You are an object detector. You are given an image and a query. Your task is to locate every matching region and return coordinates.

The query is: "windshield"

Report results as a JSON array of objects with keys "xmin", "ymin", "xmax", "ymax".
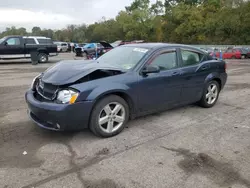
[
  {"xmin": 97, "ymin": 46, "xmax": 149, "ymax": 70},
  {"xmin": 0, "ymin": 37, "xmax": 6, "ymax": 44}
]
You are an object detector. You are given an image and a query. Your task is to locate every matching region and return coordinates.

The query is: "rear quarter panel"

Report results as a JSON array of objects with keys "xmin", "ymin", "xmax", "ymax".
[{"xmin": 204, "ymin": 60, "xmax": 227, "ymax": 88}]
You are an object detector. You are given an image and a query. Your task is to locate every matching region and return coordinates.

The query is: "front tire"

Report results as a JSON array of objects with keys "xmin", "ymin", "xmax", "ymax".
[
  {"xmin": 199, "ymin": 80, "xmax": 220, "ymax": 108},
  {"xmin": 38, "ymin": 53, "xmax": 48, "ymax": 63},
  {"xmin": 89, "ymin": 95, "xmax": 129, "ymax": 138}
]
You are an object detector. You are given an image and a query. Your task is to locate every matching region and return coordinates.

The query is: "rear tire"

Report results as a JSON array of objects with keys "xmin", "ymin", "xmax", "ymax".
[
  {"xmin": 89, "ymin": 95, "xmax": 129, "ymax": 138},
  {"xmin": 38, "ymin": 53, "xmax": 48, "ymax": 63},
  {"xmin": 199, "ymin": 80, "xmax": 220, "ymax": 108}
]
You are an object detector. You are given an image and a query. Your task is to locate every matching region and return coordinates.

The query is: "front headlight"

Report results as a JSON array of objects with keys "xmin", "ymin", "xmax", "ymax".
[
  {"xmin": 57, "ymin": 89, "xmax": 79, "ymax": 104},
  {"xmin": 31, "ymin": 74, "xmax": 41, "ymax": 90}
]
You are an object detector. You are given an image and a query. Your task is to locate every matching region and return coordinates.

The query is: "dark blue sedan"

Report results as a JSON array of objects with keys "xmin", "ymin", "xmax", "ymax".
[{"xmin": 25, "ymin": 43, "xmax": 227, "ymax": 137}]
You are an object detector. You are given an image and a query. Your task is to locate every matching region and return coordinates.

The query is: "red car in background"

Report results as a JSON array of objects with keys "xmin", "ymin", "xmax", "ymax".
[
  {"xmin": 211, "ymin": 48, "xmax": 242, "ymax": 59},
  {"xmin": 223, "ymin": 48, "xmax": 242, "ymax": 59}
]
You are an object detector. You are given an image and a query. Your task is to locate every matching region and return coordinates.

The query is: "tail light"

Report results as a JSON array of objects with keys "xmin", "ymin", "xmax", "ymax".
[{"xmin": 224, "ymin": 63, "xmax": 227, "ymax": 72}]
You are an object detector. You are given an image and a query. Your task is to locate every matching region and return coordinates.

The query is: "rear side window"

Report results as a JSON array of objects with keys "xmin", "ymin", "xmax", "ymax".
[
  {"xmin": 150, "ymin": 51, "xmax": 177, "ymax": 71},
  {"xmin": 25, "ymin": 38, "xmax": 36, "ymax": 44},
  {"xmin": 37, "ymin": 39, "xmax": 53, "ymax": 44},
  {"xmin": 181, "ymin": 50, "xmax": 203, "ymax": 66}
]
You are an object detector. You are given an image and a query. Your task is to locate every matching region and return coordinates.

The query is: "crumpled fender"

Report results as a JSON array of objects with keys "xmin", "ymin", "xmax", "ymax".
[{"xmin": 85, "ymin": 83, "xmax": 131, "ymax": 101}]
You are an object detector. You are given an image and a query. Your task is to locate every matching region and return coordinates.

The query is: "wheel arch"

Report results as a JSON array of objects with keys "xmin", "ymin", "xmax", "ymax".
[
  {"xmin": 37, "ymin": 48, "xmax": 49, "ymax": 55},
  {"xmin": 205, "ymin": 72, "xmax": 222, "ymax": 91},
  {"xmin": 212, "ymin": 78, "xmax": 222, "ymax": 90}
]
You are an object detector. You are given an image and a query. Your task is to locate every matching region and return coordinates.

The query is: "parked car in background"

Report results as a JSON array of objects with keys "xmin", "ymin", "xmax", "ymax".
[
  {"xmin": 210, "ymin": 48, "xmax": 242, "ymax": 59},
  {"xmin": 233, "ymin": 47, "xmax": 248, "ymax": 59},
  {"xmin": 73, "ymin": 43, "xmax": 86, "ymax": 52},
  {"xmin": 54, "ymin": 42, "xmax": 68, "ymax": 52},
  {"xmin": 0, "ymin": 35, "xmax": 57, "ymax": 63},
  {"xmin": 223, "ymin": 48, "xmax": 242, "ymax": 59},
  {"xmin": 26, "ymin": 43, "xmax": 227, "ymax": 137},
  {"xmin": 75, "ymin": 41, "xmax": 113, "ymax": 58},
  {"xmin": 245, "ymin": 48, "xmax": 250, "ymax": 58}
]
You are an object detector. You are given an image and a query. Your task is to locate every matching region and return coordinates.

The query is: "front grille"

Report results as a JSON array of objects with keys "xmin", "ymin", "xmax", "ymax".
[{"xmin": 36, "ymin": 79, "xmax": 58, "ymax": 100}]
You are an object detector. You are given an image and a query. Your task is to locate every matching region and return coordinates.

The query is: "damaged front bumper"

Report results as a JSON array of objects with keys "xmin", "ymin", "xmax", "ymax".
[{"xmin": 25, "ymin": 90, "xmax": 93, "ymax": 131}]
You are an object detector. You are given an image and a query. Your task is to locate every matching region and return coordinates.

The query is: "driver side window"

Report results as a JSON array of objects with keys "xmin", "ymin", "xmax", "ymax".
[
  {"xmin": 6, "ymin": 38, "xmax": 20, "ymax": 45},
  {"xmin": 150, "ymin": 51, "xmax": 177, "ymax": 71}
]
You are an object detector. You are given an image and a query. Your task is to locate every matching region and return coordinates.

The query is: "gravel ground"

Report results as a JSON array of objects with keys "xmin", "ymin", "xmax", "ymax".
[{"xmin": 0, "ymin": 54, "xmax": 249, "ymax": 188}]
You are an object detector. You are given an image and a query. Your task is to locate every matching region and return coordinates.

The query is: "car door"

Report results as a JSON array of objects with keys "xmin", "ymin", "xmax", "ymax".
[
  {"xmin": 178, "ymin": 48, "xmax": 211, "ymax": 104},
  {"xmin": 136, "ymin": 49, "xmax": 183, "ymax": 113},
  {"xmin": 1, "ymin": 37, "xmax": 24, "ymax": 58}
]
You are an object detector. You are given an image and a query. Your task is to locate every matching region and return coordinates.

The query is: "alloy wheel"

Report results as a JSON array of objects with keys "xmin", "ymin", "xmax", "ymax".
[
  {"xmin": 206, "ymin": 83, "xmax": 218, "ymax": 105},
  {"xmin": 98, "ymin": 102, "xmax": 126, "ymax": 134},
  {"xmin": 40, "ymin": 55, "xmax": 47, "ymax": 62}
]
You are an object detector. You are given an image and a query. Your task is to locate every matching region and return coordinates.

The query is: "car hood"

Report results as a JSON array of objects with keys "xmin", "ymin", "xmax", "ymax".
[
  {"xmin": 41, "ymin": 60, "xmax": 124, "ymax": 85},
  {"xmin": 100, "ymin": 41, "xmax": 113, "ymax": 48}
]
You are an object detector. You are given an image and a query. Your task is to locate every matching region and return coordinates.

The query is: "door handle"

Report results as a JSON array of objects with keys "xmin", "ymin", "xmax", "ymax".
[{"xmin": 201, "ymin": 66, "xmax": 209, "ymax": 70}]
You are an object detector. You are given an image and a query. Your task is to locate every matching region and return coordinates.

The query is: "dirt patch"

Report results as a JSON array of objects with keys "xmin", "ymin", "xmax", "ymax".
[
  {"xmin": 0, "ymin": 120, "xmax": 75, "ymax": 169},
  {"xmin": 96, "ymin": 148, "xmax": 110, "ymax": 156},
  {"xmin": 161, "ymin": 147, "xmax": 250, "ymax": 188}
]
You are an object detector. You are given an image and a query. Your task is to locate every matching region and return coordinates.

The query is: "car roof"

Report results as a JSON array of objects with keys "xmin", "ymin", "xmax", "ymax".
[
  {"xmin": 2, "ymin": 35, "xmax": 51, "ymax": 39},
  {"xmin": 122, "ymin": 43, "xmax": 204, "ymax": 52}
]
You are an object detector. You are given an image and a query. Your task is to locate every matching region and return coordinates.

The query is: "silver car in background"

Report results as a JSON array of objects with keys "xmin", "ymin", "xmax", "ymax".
[{"xmin": 54, "ymin": 42, "xmax": 68, "ymax": 52}]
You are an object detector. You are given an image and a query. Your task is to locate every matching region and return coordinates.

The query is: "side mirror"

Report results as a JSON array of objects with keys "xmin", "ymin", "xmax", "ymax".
[
  {"xmin": 3, "ymin": 41, "xmax": 7, "ymax": 46},
  {"xmin": 142, "ymin": 65, "xmax": 160, "ymax": 75}
]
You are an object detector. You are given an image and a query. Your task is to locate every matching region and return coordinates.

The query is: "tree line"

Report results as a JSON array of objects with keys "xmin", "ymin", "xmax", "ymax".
[{"xmin": 0, "ymin": 0, "xmax": 249, "ymax": 45}]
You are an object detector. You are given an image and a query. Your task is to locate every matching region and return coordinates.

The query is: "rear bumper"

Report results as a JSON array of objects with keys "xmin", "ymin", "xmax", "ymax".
[{"xmin": 25, "ymin": 90, "xmax": 93, "ymax": 131}]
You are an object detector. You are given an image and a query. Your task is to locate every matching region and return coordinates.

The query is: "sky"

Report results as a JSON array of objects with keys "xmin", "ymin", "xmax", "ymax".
[{"xmin": 0, "ymin": 0, "xmax": 156, "ymax": 31}]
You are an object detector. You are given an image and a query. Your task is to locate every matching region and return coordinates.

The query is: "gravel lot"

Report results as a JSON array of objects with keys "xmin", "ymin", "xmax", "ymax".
[{"xmin": 0, "ymin": 53, "xmax": 250, "ymax": 188}]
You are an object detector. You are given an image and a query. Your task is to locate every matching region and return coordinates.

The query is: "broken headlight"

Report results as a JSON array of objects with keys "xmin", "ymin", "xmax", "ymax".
[
  {"xmin": 31, "ymin": 74, "xmax": 41, "ymax": 90},
  {"xmin": 57, "ymin": 89, "xmax": 79, "ymax": 104}
]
